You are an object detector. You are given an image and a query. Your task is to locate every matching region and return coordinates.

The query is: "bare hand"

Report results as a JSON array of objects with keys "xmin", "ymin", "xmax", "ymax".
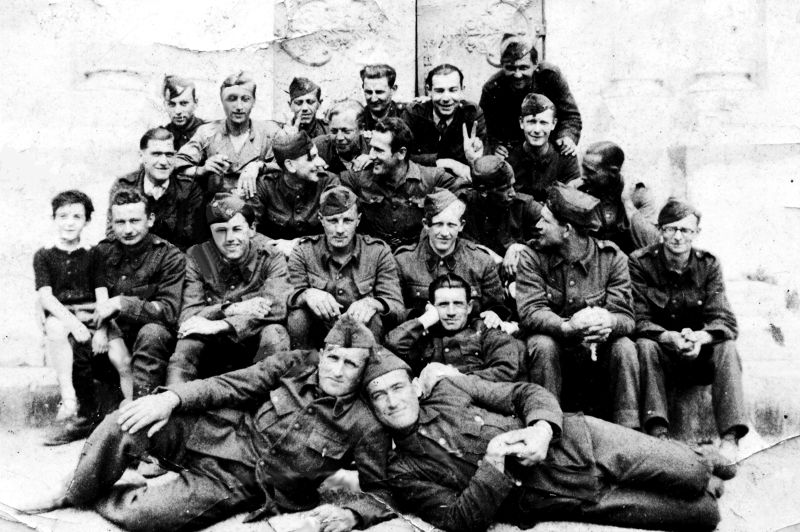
[
  {"xmin": 117, "ymin": 391, "xmax": 180, "ymax": 437},
  {"xmin": 178, "ymin": 316, "xmax": 229, "ymax": 338},
  {"xmin": 93, "ymin": 297, "xmax": 121, "ymax": 327},
  {"xmin": 307, "ymin": 504, "xmax": 358, "ymax": 532},
  {"xmin": 499, "ymin": 321, "xmax": 519, "ymax": 336},
  {"xmin": 503, "ymin": 422, "xmax": 553, "ymax": 466},
  {"xmin": 417, "ymin": 302, "xmax": 440, "ymax": 329},
  {"xmin": 418, "ymin": 362, "xmax": 461, "ymax": 397},
  {"xmin": 201, "ymin": 154, "xmax": 230, "ymax": 176},
  {"xmin": 225, "ymin": 297, "xmax": 272, "ymax": 318},
  {"xmin": 273, "ymin": 238, "xmax": 299, "ymax": 258},
  {"xmin": 345, "ymin": 297, "xmax": 379, "ymax": 324},
  {"xmin": 503, "ymin": 243, "xmax": 526, "ymax": 277},
  {"xmin": 237, "ymin": 162, "xmax": 261, "ymax": 199},
  {"xmin": 462, "ymin": 122, "xmax": 484, "ymax": 164},
  {"xmin": 494, "ymin": 145, "xmax": 509, "ymax": 159},
  {"xmin": 659, "ymin": 330, "xmax": 694, "ymax": 354},
  {"xmin": 91, "ymin": 327, "xmax": 109, "ymax": 355},
  {"xmin": 351, "ymin": 154, "xmax": 372, "ymax": 172},
  {"xmin": 480, "ymin": 310, "xmax": 503, "ymax": 330},
  {"xmin": 303, "ymin": 288, "xmax": 343, "ymax": 321},
  {"xmin": 436, "ymin": 158, "xmax": 472, "ymax": 181},
  {"xmin": 555, "ymin": 137, "xmax": 577, "ymax": 157}
]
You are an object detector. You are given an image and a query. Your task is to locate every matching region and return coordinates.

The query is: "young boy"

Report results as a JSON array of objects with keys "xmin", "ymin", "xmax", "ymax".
[{"xmin": 34, "ymin": 190, "xmax": 132, "ymax": 422}]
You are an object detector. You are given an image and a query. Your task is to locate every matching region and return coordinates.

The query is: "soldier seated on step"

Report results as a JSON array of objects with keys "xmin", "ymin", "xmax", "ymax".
[{"xmin": 630, "ymin": 198, "xmax": 748, "ymax": 473}]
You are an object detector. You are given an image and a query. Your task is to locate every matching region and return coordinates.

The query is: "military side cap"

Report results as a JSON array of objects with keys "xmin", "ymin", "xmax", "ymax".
[
  {"xmin": 324, "ymin": 314, "xmax": 376, "ymax": 349},
  {"xmin": 546, "ymin": 183, "xmax": 601, "ymax": 231},
  {"xmin": 162, "ymin": 75, "xmax": 194, "ymax": 100},
  {"xmin": 320, "ymin": 185, "xmax": 358, "ymax": 216},
  {"xmin": 273, "ymin": 131, "xmax": 314, "ymax": 167},
  {"xmin": 289, "ymin": 77, "xmax": 321, "ymax": 101},
  {"xmin": 520, "ymin": 93, "xmax": 555, "ymax": 118},
  {"xmin": 362, "ymin": 347, "xmax": 411, "ymax": 390},
  {"xmin": 658, "ymin": 198, "xmax": 701, "ymax": 226},
  {"xmin": 472, "ymin": 155, "xmax": 514, "ymax": 189},
  {"xmin": 500, "ymin": 34, "xmax": 532, "ymax": 64},
  {"xmin": 424, "ymin": 188, "xmax": 459, "ymax": 221},
  {"xmin": 206, "ymin": 192, "xmax": 247, "ymax": 224}
]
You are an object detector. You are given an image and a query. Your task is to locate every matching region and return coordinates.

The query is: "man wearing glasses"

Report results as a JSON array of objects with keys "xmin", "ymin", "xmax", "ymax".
[{"xmin": 630, "ymin": 199, "xmax": 747, "ymax": 476}]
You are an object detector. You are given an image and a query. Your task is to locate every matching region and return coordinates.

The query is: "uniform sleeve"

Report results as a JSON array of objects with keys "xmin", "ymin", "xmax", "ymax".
[
  {"xmin": 629, "ymin": 254, "xmax": 668, "ymax": 340},
  {"xmin": 174, "ymin": 126, "xmax": 209, "ymax": 173},
  {"xmin": 515, "ymin": 247, "xmax": 566, "ymax": 336},
  {"xmin": 434, "ymin": 167, "xmax": 470, "ymax": 195},
  {"xmin": 604, "ymin": 251, "xmax": 635, "ymax": 337},
  {"xmin": 287, "ymin": 244, "xmax": 312, "ymax": 308},
  {"xmin": 371, "ymin": 244, "xmax": 405, "ymax": 323},
  {"xmin": 479, "ymin": 81, "xmax": 502, "ymax": 152},
  {"xmin": 117, "ymin": 246, "xmax": 186, "ymax": 328},
  {"xmin": 469, "ymin": 328, "xmax": 522, "ymax": 383},
  {"xmin": 559, "ymin": 153, "xmax": 582, "ymax": 184},
  {"xmin": 184, "ymin": 180, "xmax": 207, "ymax": 249},
  {"xmin": 90, "ymin": 246, "xmax": 107, "ymax": 289},
  {"xmin": 32, "ymin": 249, "xmax": 51, "ymax": 290},
  {"xmin": 628, "ymin": 210, "xmax": 660, "ymax": 250},
  {"xmin": 383, "ymin": 319, "xmax": 427, "ymax": 366},
  {"xmin": 701, "ymin": 258, "xmax": 738, "ymax": 341},
  {"xmin": 179, "ymin": 256, "xmax": 223, "ymax": 324},
  {"xmin": 169, "ymin": 349, "xmax": 316, "ymax": 411},
  {"xmin": 540, "ymin": 65, "xmax": 582, "ymax": 144},
  {"xmin": 478, "ymin": 258, "xmax": 509, "ymax": 318},
  {"xmin": 386, "ymin": 458, "xmax": 515, "ymax": 532},
  {"xmin": 345, "ymin": 423, "xmax": 398, "ymax": 527}
]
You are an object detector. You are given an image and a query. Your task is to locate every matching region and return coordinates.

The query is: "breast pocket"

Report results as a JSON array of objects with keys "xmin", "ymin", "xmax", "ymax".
[
  {"xmin": 643, "ymin": 287, "xmax": 669, "ymax": 309},
  {"xmin": 544, "ymin": 285, "xmax": 565, "ymax": 308},
  {"xmin": 355, "ymin": 276, "xmax": 376, "ymax": 297},
  {"xmin": 308, "ymin": 274, "xmax": 330, "ymax": 292},
  {"xmin": 304, "ymin": 428, "xmax": 350, "ymax": 471}
]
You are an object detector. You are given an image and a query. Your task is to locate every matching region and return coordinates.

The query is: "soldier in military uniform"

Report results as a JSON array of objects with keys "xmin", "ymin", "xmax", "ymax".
[
  {"xmin": 631, "ymin": 199, "xmax": 747, "ymax": 470},
  {"xmin": 160, "ymin": 75, "xmax": 207, "ymax": 150},
  {"xmin": 504, "ymin": 93, "xmax": 580, "ymax": 202},
  {"xmin": 394, "ymin": 189, "xmax": 509, "ymax": 329},
  {"xmin": 385, "ymin": 272, "xmax": 523, "ymax": 382},
  {"xmin": 107, "ymin": 127, "xmax": 205, "ymax": 252},
  {"xmin": 175, "ymin": 71, "xmax": 283, "ymax": 203},
  {"xmin": 340, "ymin": 117, "xmax": 465, "ymax": 250},
  {"xmin": 359, "ymin": 64, "xmax": 406, "ymax": 132},
  {"xmin": 460, "ymin": 154, "xmax": 542, "ymax": 280},
  {"xmin": 312, "ymin": 99, "xmax": 372, "ymax": 174},
  {"xmin": 47, "ymin": 189, "xmax": 186, "ymax": 445},
  {"xmin": 253, "ymin": 131, "xmax": 339, "ymax": 257},
  {"xmin": 516, "ymin": 183, "xmax": 640, "ymax": 428},
  {"xmin": 287, "ymin": 185, "xmax": 404, "ymax": 348},
  {"xmin": 165, "ymin": 193, "xmax": 292, "ymax": 385},
  {"xmin": 288, "ymin": 77, "xmax": 329, "ymax": 139}
]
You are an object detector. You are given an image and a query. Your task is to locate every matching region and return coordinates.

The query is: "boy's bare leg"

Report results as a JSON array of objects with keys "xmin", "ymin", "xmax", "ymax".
[{"xmin": 43, "ymin": 316, "xmax": 77, "ymax": 420}]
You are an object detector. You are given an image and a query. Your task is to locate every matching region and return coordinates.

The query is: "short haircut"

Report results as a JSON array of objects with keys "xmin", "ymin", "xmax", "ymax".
[
  {"xmin": 162, "ymin": 75, "xmax": 197, "ymax": 101},
  {"xmin": 139, "ymin": 127, "xmax": 175, "ymax": 151},
  {"xmin": 109, "ymin": 189, "xmax": 153, "ymax": 216},
  {"xmin": 51, "ymin": 190, "xmax": 94, "ymax": 221},
  {"xmin": 501, "ymin": 39, "xmax": 539, "ymax": 65},
  {"xmin": 220, "ymin": 71, "xmax": 257, "ymax": 98},
  {"xmin": 326, "ymin": 99, "xmax": 365, "ymax": 129},
  {"xmin": 428, "ymin": 272, "xmax": 471, "ymax": 303},
  {"xmin": 360, "ymin": 64, "xmax": 397, "ymax": 87},
  {"xmin": 373, "ymin": 117, "xmax": 414, "ymax": 153},
  {"xmin": 425, "ymin": 63, "xmax": 464, "ymax": 88},
  {"xmin": 585, "ymin": 141, "xmax": 625, "ymax": 173}
]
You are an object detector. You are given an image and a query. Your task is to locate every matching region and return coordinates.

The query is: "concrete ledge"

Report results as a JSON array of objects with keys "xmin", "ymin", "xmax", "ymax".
[{"xmin": 0, "ymin": 368, "xmax": 59, "ymax": 426}]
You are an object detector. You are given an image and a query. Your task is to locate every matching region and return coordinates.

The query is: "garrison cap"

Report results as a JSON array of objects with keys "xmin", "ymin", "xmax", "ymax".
[
  {"xmin": 520, "ymin": 93, "xmax": 555, "ymax": 118},
  {"xmin": 273, "ymin": 131, "xmax": 314, "ymax": 168},
  {"xmin": 162, "ymin": 75, "xmax": 195, "ymax": 100},
  {"xmin": 362, "ymin": 347, "xmax": 411, "ymax": 390},
  {"xmin": 424, "ymin": 188, "xmax": 459, "ymax": 222},
  {"xmin": 658, "ymin": 198, "xmax": 701, "ymax": 226},
  {"xmin": 324, "ymin": 314, "xmax": 376, "ymax": 349},
  {"xmin": 500, "ymin": 34, "xmax": 533, "ymax": 64},
  {"xmin": 289, "ymin": 77, "xmax": 321, "ymax": 101},
  {"xmin": 206, "ymin": 192, "xmax": 247, "ymax": 224},
  {"xmin": 546, "ymin": 183, "xmax": 601, "ymax": 231},
  {"xmin": 319, "ymin": 185, "xmax": 358, "ymax": 216},
  {"xmin": 472, "ymin": 155, "xmax": 514, "ymax": 189}
]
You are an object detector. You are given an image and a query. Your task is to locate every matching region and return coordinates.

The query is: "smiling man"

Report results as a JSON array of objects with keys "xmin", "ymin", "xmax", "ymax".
[
  {"xmin": 312, "ymin": 99, "xmax": 371, "ymax": 174},
  {"xmin": 176, "ymin": 71, "xmax": 284, "ymax": 201},
  {"xmin": 341, "ymin": 117, "xmax": 465, "ymax": 250},
  {"xmin": 165, "ymin": 193, "xmax": 291, "ymax": 385},
  {"xmin": 362, "ymin": 349, "xmax": 724, "ymax": 532},
  {"xmin": 46, "ymin": 190, "xmax": 186, "ymax": 445},
  {"xmin": 107, "ymin": 127, "xmax": 205, "ymax": 251},
  {"xmin": 21, "ymin": 317, "xmax": 394, "ymax": 532},
  {"xmin": 630, "ymin": 199, "xmax": 747, "ymax": 469},
  {"xmin": 505, "ymin": 93, "xmax": 580, "ymax": 202},
  {"xmin": 288, "ymin": 76, "xmax": 329, "ymax": 139},
  {"xmin": 160, "ymin": 75, "xmax": 207, "ymax": 150},
  {"xmin": 287, "ymin": 185, "xmax": 404, "ymax": 349},
  {"xmin": 360, "ymin": 64, "xmax": 406, "ymax": 132},
  {"xmin": 394, "ymin": 189, "xmax": 509, "ymax": 327},
  {"xmin": 480, "ymin": 35, "xmax": 582, "ymax": 157},
  {"xmin": 385, "ymin": 273, "xmax": 522, "ymax": 382},
  {"xmin": 401, "ymin": 63, "xmax": 486, "ymax": 180}
]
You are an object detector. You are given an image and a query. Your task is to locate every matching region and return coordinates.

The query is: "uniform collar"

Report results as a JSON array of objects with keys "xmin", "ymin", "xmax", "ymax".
[
  {"xmin": 551, "ymin": 237, "xmax": 595, "ymax": 274},
  {"xmin": 423, "ymin": 238, "xmax": 459, "ymax": 271},
  {"xmin": 522, "ymin": 141, "xmax": 555, "ymax": 167},
  {"xmin": 319, "ymin": 234, "xmax": 363, "ymax": 268},
  {"xmin": 213, "ymin": 238, "xmax": 259, "ymax": 279},
  {"xmin": 654, "ymin": 244, "xmax": 701, "ymax": 283},
  {"xmin": 223, "ymin": 119, "xmax": 256, "ymax": 141}
]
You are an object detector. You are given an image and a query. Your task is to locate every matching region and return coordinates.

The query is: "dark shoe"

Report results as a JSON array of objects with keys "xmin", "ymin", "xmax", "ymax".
[
  {"xmin": 696, "ymin": 444, "xmax": 737, "ymax": 480},
  {"xmin": 137, "ymin": 456, "xmax": 167, "ymax": 479},
  {"xmin": 42, "ymin": 416, "xmax": 97, "ymax": 446}
]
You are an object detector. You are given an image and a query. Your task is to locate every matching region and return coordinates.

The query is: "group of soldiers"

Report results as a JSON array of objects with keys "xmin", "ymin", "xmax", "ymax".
[{"xmin": 24, "ymin": 34, "xmax": 746, "ymax": 532}]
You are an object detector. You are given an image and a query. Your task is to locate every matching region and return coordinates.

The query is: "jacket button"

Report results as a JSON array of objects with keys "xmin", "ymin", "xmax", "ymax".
[
  {"xmin": 444, "ymin": 348, "xmax": 450, "ymax": 353},
  {"xmin": 258, "ymin": 460, "xmax": 265, "ymax": 466},
  {"xmin": 294, "ymin": 422, "xmax": 301, "ymax": 429}
]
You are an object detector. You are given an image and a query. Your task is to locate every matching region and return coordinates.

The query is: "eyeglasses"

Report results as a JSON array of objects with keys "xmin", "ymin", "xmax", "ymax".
[{"xmin": 661, "ymin": 226, "xmax": 696, "ymax": 237}]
